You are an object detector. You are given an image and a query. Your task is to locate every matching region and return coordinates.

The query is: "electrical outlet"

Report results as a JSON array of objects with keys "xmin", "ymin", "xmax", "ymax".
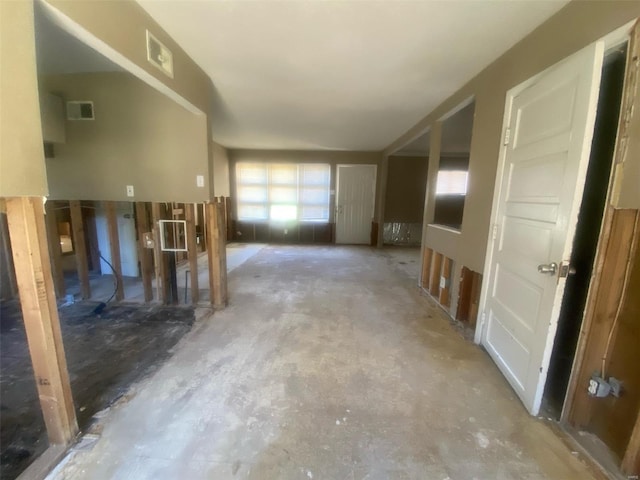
[
  {"xmin": 196, "ymin": 175, "xmax": 205, "ymax": 187},
  {"xmin": 588, "ymin": 375, "xmax": 612, "ymax": 398},
  {"xmin": 284, "ymin": 228, "xmax": 288, "ymax": 235},
  {"xmin": 126, "ymin": 185, "xmax": 135, "ymax": 197}
]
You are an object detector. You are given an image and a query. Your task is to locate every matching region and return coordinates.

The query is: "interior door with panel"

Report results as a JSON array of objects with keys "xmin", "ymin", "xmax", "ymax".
[
  {"xmin": 480, "ymin": 42, "xmax": 605, "ymax": 415},
  {"xmin": 335, "ymin": 165, "xmax": 377, "ymax": 244}
]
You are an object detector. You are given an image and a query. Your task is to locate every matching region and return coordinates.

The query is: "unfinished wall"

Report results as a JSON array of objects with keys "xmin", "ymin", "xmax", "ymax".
[
  {"xmin": 385, "ymin": 1, "xmax": 640, "ymax": 319},
  {"xmin": 229, "ymin": 150, "xmax": 382, "ymax": 243},
  {"xmin": 383, "ymin": 155, "xmax": 428, "ymax": 245},
  {"xmin": 0, "ymin": 1, "xmax": 48, "ymax": 197},
  {"xmin": 212, "ymin": 142, "xmax": 230, "ymax": 197},
  {"xmin": 41, "ymin": 72, "xmax": 209, "ymax": 202}
]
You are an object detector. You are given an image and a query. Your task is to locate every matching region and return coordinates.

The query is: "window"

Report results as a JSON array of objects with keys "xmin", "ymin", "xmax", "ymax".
[
  {"xmin": 436, "ymin": 170, "xmax": 468, "ymax": 195},
  {"xmin": 236, "ymin": 163, "xmax": 331, "ymax": 222}
]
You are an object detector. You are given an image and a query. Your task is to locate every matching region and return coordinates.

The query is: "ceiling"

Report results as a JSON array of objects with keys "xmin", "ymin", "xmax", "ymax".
[{"xmin": 136, "ymin": 1, "xmax": 569, "ymax": 152}]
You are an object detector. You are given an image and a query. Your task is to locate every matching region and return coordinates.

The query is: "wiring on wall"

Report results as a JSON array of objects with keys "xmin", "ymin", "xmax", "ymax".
[{"xmin": 601, "ymin": 212, "xmax": 639, "ymax": 378}]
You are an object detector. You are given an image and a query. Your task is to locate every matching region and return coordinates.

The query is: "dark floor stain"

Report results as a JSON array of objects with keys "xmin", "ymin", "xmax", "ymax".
[{"xmin": 0, "ymin": 300, "xmax": 195, "ymax": 480}]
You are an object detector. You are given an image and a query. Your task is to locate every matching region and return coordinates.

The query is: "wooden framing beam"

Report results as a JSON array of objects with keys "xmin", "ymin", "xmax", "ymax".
[
  {"xmin": 69, "ymin": 200, "xmax": 90, "ymax": 299},
  {"xmin": 44, "ymin": 201, "xmax": 65, "ymax": 298},
  {"xmin": 151, "ymin": 203, "xmax": 170, "ymax": 304},
  {"xmin": 104, "ymin": 202, "xmax": 124, "ymax": 301},
  {"xmin": 6, "ymin": 197, "xmax": 78, "ymax": 445},
  {"xmin": 421, "ymin": 247, "xmax": 433, "ymax": 291},
  {"xmin": 206, "ymin": 199, "xmax": 228, "ymax": 308},
  {"xmin": 134, "ymin": 202, "xmax": 154, "ymax": 302},
  {"xmin": 185, "ymin": 203, "xmax": 199, "ymax": 304}
]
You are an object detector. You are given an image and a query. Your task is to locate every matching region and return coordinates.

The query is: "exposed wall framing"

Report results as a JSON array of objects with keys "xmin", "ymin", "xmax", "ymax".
[{"xmin": 5, "ymin": 197, "xmax": 78, "ymax": 445}]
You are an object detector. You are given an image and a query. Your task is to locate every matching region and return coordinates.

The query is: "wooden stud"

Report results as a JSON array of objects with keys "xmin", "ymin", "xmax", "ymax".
[
  {"xmin": 206, "ymin": 199, "xmax": 228, "ymax": 308},
  {"xmin": 44, "ymin": 201, "xmax": 65, "ymax": 298},
  {"xmin": 225, "ymin": 196, "xmax": 233, "ymax": 242},
  {"xmin": 104, "ymin": 202, "xmax": 124, "ymax": 301},
  {"xmin": 456, "ymin": 267, "xmax": 472, "ymax": 323},
  {"xmin": 421, "ymin": 247, "xmax": 433, "ymax": 291},
  {"xmin": 185, "ymin": 203, "xmax": 199, "ymax": 304},
  {"xmin": 439, "ymin": 257, "xmax": 452, "ymax": 307},
  {"xmin": 623, "ymin": 413, "xmax": 640, "ymax": 474},
  {"xmin": 468, "ymin": 271, "xmax": 482, "ymax": 328},
  {"xmin": 429, "ymin": 252, "xmax": 442, "ymax": 297},
  {"xmin": 151, "ymin": 203, "xmax": 170, "ymax": 304},
  {"xmin": 134, "ymin": 202, "xmax": 154, "ymax": 302},
  {"xmin": 69, "ymin": 200, "xmax": 90, "ymax": 299},
  {"xmin": 6, "ymin": 197, "xmax": 78, "ymax": 445}
]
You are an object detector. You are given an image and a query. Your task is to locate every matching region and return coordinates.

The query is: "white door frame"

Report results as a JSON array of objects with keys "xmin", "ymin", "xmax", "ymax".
[
  {"xmin": 335, "ymin": 164, "xmax": 377, "ymax": 244},
  {"xmin": 474, "ymin": 23, "xmax": 635, "ymax": 410}
]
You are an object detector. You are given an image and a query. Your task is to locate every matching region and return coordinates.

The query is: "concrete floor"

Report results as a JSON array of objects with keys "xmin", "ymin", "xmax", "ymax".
[{"xmin": 49, "ymin": 246, "xmax": 597, "ymax": 480}]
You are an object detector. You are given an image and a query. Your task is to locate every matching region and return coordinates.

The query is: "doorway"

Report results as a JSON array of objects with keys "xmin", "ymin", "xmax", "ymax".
[
  {"xmin": 543, "ymin": 43, "xmax": 628, "ymax": 418},
  {"xmin": 335, "ymin": 164, "xmax": 376, "ymax": 244}
]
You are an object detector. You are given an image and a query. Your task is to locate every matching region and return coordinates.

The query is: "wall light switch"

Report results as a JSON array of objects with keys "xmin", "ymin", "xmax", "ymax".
[
  {"xmin": 126, "ymin": 185, "xmax": 135, "ymax": 197},
  {"xmin": 196, "ymin": 175, "xmax": 205, "ymax": 187}
]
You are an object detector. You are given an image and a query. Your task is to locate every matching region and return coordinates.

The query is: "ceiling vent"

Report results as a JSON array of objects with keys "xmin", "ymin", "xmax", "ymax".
[
  {"xmin": 66, "ymin": 101, "xmax": 94, "ymax": 121},
  {"xmin": 146, "ymin": 30, "xmax": 174, "ymax": 78}
]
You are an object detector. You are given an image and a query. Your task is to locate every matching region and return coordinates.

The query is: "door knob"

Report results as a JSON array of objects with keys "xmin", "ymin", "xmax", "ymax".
[{"xmin": 537, "ymin": 262, "xmax": 558, "ymax": 275}]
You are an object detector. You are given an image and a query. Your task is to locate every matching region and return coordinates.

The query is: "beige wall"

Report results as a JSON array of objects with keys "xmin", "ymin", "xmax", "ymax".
[
  {"xmin": 385, "ymin": 1, "xmax": 640, "ymax": 279},
  {"xmin": 212, "ymin": 142, "xmax": 230, "ymax": 197},
  {"xmin": 384, "ymin": 155, "xmax": 428, "ymax": 223},
  {"xmin": 42, "ymin": 72, "xmax": 209, "ymax": 202},
  {"xmin": 44, "ymin": 0, "xmax": 212, "ymax": 115},
  {"xmin": 0, "ymin": 1, "xmax": 48, "ymax": 197},
  {"xmin": 229, "ymin": 149, "xmax": 383, "ymax": 221}
]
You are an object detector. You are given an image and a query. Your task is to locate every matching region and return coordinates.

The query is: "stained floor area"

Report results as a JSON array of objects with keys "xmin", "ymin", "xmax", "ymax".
[
  {"xmin": 0, "ymin": 301, "xmax": 195, "ymax": 480},
  {"xmin": 49, "ymin": 245, "xmax": 596, "ymax": 479}
]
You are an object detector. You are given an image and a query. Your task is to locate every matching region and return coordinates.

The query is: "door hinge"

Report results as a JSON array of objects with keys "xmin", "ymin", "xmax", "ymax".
[
  {"xmin": 503, "ymin": 128, "xmax": 511, "ymax": 146},
  {"xmin": 492, "ymin": 224, "xmax": 498, "ymax": 240}
]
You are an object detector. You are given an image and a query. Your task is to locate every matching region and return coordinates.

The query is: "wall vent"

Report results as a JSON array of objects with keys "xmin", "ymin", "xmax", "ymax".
[
  {"xmin": 66, "ymin": 101, "xmax": 94, "ymax": 121},
  {"xmin": 146, "ymin": 30, "xmax": 174, "ymax": 78}
]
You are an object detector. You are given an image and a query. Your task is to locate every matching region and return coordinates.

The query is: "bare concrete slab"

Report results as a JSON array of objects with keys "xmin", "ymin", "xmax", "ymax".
[{"xmin": 48, "ymin": 246, "xmax": 597, "ymax": 480}]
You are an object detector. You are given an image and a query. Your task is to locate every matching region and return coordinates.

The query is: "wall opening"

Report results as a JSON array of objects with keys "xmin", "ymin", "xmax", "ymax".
[{"xmin": 433, "ymin": 101, "xmax": 475, "ymax": 230}]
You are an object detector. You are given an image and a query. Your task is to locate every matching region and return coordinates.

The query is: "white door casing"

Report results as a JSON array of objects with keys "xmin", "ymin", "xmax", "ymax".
[
  {"xmin": 336, "ymin": 164, "xmax": 377, "ymax": 244},
  {"xmin": 477, "ymin": 42, "xmax": 605, "ymax": 415}
]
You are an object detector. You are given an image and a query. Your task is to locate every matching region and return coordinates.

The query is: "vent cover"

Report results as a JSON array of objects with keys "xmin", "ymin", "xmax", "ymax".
[
  {"xmin": 146, "ymin": 30, "xmax": 174, "ymax": 78},
  {"xmin": 66, "ymin": 101, "xmax": 94, "ymax": 121}
]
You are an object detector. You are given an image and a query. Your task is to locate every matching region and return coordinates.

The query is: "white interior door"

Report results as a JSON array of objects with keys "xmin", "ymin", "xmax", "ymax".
[
  {"xmin": 479, "ymin": 42, "xmax": 604, "ymax": 415},
  {"xmin": 336, "ymin": 165, "xmax": 376, "ymax": 244}
]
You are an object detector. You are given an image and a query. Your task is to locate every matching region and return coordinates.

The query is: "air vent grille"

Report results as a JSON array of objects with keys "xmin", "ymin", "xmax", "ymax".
[
  {"xmin": 66, "ymin": 101, "xmax": 94, "ymax": 121},
  {"xmin": 146, "ymin": 30, "xmax": 174, "ymax": 78}
]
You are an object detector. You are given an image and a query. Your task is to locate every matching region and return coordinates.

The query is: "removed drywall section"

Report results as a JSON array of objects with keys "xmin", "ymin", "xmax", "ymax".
[
  {"xmin": 95, "ymin": 202, "xmax": 139, "ymax": 278},
  {"xmin": 0, "ymin": 1, "xmax": 48, "ymax": 197},
  {"xmin": 212, "ymin": 142, "xmax": 230, "ymax": 198},
  {"xmin": 383, "ymin": 155, "xmax": 428, "ymax": 245},
  {"xmin": 41, "ymin": 72, "xmax": 209, "ymax": 202}
]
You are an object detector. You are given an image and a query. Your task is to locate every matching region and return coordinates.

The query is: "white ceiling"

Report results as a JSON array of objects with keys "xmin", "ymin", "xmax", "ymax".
[{"xmin": 137, "ymin": 0, "xmax": 569, "ymax": 152}]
